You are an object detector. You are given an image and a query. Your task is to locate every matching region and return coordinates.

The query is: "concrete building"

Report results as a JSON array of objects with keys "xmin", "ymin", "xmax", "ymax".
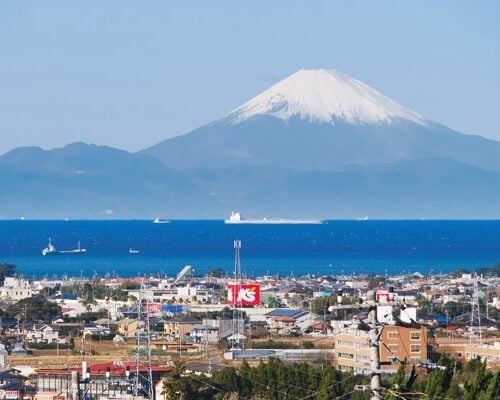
[
  {"xmin": 0, "ymin": 277, "xmax": 39, "ymax": 301},
  {"xmin": 127, "ymin": 285, "xmax": 212, "ymax": 304},
  {"xmin": 335, "ymin": 324, "xmax": 428, "ymax": 374},
  {"xmin": 432, "ymin": 338, "xmax": 500, "ymax": 370}
]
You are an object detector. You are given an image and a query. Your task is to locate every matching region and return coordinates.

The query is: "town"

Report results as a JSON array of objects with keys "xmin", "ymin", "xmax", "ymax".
[{"xmin": 0, "ymin": 259, "xmax": 498, "ymax": 400}]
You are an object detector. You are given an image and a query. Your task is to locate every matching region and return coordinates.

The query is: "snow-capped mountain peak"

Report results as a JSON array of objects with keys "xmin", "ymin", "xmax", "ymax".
[{"xmin": 227, "ymin": 69, "xmax": 425, "ymax": 126}]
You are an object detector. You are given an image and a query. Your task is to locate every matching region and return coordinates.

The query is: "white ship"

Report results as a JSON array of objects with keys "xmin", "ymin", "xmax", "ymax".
[
  {"xmin": 59, "ymin": 241, "xmax": 87, "ymax": 254},
  {"xmin": 129, "ymin": 248, "xmax": 140, "ymax": 254},
  {"xmin": 153, "ymin": 217, "xmax": 170, "ymax": 224},
  {"xmin": 224, "ymin": 211, "xmax": 323, "ymax": 224},
  {"xmin": 42, "ymin": 238, "xmax": 57, "ymax": 255}
]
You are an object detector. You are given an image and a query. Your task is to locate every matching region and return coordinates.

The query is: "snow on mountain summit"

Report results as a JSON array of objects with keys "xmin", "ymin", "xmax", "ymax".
[{"xmin": 227, "ymin": 69, "xmax": 425, "ymax": 126}]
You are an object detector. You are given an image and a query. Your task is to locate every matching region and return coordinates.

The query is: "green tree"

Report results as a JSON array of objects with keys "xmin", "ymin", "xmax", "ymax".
[
  {"xmin": 212, "ymin": 368, "xmax": 240, "ymax": 393},
  {"xmin": 425, "ymin": 358, "xmax": 455, "ymax": 400},
  {"xmin": 463, "ymin": 361, "xmax": 494, "ymax": 400},
  {"xmin": 266, "ymin": 296, "xmax": 282, "ymax": 308},
  {"xmin": 478, "ymin": 370, "xmax": 500, "ymax": 400},
  {"xmin": 6, "ymin": 295, "xmax": 61, "ymax": 322}
]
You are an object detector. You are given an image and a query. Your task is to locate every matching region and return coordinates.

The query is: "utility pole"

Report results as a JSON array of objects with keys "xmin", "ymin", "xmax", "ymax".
[
  {"xmin": 367, "ymin": 292, "xmax": 381, "ymax": 400},
  {"xmin": 231, "ymin": 240, "xmax": 244, "ymax": 350}
]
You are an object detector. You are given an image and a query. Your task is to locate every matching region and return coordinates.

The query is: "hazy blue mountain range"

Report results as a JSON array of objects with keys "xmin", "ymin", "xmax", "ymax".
[{"xmin": 2, "ymin": 69, "xmax": 500, "ymax": 219}]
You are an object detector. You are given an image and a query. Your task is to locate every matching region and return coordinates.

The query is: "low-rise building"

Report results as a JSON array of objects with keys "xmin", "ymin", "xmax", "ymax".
[
  {"xmin": 0, "ymin": 277, "xmax": 39, "ymax": 301},
  {"xmin": 36, "ymin": 361, "xmax": 170, "ymax": 400},
  {"xmin": 117, "ymin": 318, "xmax": 139, "ymax": 338},
  {"xmin": 164, "ymin": 316, "xmax": 202, "ymax": 339},
  {"xmin": 189, "ymin": 325, "xmax": 219, "ymax": 344},
  {"xmin": 24, "ymin": 324, "xmax": 65, "ymax": 344},
  {"xmin": 264, "ymin": 309, "xmax": 313, "ymax": 335},
  {"xmin": 432, "ymin": 338, "xmax": 499, "ymax": 370}
]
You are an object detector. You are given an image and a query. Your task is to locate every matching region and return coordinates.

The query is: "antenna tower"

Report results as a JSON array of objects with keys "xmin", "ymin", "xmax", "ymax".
[
  {"xmin": 135, "ymin": 284, "xmax": 154, "ymax": 399},
  {"xmin": 232, "ymin": 240, "xmax": 244, "ymax": 350},
  {"xmin": 470, "ymin": 273, "xmax": 482, "ymax": 344}
]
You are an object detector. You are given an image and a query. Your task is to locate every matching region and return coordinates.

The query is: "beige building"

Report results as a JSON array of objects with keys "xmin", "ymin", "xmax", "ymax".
[
  {"xmin": 432, "ymin": 338, "xmax": 499, "ymax": 370},
  {"xmin": 163, "ymin": 316, "xmax": 202, "ymax": 339},
  {"xmin": 335, "ymin": 324, "xmax": 428, "ymax": 374},
  {"xmin": 117, "ymin": 318, "xmax": 139, "ymax": 338}
]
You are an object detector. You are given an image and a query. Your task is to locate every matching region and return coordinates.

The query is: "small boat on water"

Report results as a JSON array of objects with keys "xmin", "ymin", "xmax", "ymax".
[
  {"xmin": 153, "ymin": 217, "xmax": 170, "ymax": 224},
  {"xmin": 59, "ymin": 241, "xmax": 87, "ymax": 254},
  {"xmin": 129, "ymin": 248, "xmax": 140, "ymax": 254},
  {"xmin": 42, "ymin": 238, "xmax": 57, "ymax": 256}
]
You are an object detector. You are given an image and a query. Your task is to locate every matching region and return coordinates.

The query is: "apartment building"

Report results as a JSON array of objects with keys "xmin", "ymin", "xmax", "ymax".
[{"xmin": 335, "ymin": 324, "xmax": 428, "ymax": 374}]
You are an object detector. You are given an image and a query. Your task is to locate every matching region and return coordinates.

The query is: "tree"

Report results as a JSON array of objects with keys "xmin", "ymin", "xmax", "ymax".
[
  {"xmin": 463, "ymin": 361, "xmax": 494, "ymax": 400},
  {"xmin": 6, "ymin": 295, "xmax": 61, "ymax": 322},
  {"xmin": 425, "ymin": 358, "xmax": 455, "ymax": 400},
  {"xmin": 266, "ymin": 296, "xmax": 282, "ymax": 308},
  {"xmin": 0, "ymin": 263, "xmax": 16, "ymax": 285}
]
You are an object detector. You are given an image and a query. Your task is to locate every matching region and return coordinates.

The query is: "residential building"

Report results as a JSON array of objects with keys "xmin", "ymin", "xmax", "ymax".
[
  {"xmin": 24, "ymin": 324, "xmax": 65, "ymax": 344},
  {"xmin": 264, "ymin": 309, "xmax": 313, "ymax": 335},
  {"xmin": 335, "ymin": 324, "xmax": 428, "ymax": 374},
  {"xmin": 117, "ymin": 318, "xmax": 139, "ymax": 338},
  {"xmin": 163, "ymin": 316, "xmax": 202, "ymax": 339},
  {"xmin": 189, "ymin": 325, "xmax": 219, "ymax": 344},
  {"xmin": 0, "ymin": 368, "xmax": 36, "ymax": 400},
  {"xmin": 0, "ymin": 277, "xmax": 39, "ymax": 301}
]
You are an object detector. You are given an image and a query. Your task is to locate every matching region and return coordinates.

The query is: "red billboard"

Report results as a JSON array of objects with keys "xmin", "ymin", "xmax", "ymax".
[
  {"xmin": 227, "ymin": 283, "xmax": 261, "ymax": 307},
  {"xmin": 146, "ymin": 303, "xmax": 162, "ymax": 313}
]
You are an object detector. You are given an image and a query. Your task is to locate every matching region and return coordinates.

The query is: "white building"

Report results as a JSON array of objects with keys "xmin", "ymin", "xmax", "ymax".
[
  {"xmin": 25, "ymin": 324, "xmax": 65, "ymax": 344},
  {"xmin": 190, "ymin": 326, "xmax": 219, "ymax": 344},
  {"xmin": 0, "ymin": 277, "xmax": 39, "ymax": 301}
]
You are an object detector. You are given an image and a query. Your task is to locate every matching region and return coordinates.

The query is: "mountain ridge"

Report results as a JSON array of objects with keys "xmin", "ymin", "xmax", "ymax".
[{"xmin": 3, "ymin": 68, "xmax": 500, "ymax": 218}]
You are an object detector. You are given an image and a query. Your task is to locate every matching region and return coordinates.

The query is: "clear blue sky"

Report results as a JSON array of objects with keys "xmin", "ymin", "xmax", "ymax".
[{"xmin": 1, "ymin": 1, "xmax": 499, "ymax": 154}]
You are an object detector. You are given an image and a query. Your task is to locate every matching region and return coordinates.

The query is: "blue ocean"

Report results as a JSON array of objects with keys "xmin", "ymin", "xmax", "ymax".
[{"xmin": 0, "ymin": 220, "xmax": 499, "ymax": 279}]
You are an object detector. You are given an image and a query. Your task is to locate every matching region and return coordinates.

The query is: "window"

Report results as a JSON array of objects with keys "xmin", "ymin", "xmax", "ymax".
[
  {"xmin": 388, "ymin": 344, "xmax": 399, "ymax": 352},
  {"xmin": 410, "ymin": 331, "xmax": 421, "ymax": 340},
  {"xmin": 410, "ymin": 345, "xmax": 420, "ymax": 353},
  {"xmin": 387, "ymin": 331, "xmax": 398, "ymax": 339}
]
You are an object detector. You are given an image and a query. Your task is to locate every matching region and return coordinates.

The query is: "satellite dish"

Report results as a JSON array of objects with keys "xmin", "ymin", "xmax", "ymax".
[{"xmin": 328, "ymin": 306, "xmax": 335, "ymax": 312}]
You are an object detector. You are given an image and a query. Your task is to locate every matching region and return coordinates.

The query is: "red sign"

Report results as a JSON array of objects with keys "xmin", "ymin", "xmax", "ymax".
[
  {"xmin": 376, "ymin": 290, "xmax": 391, "ymax": 304},
  {"xmin": 146, "ymin": 303, "xmax": 162, "ymax": 313},
  {"xmin": 227, "ymin": 283, "xmax": 260, "ymax": 307}
]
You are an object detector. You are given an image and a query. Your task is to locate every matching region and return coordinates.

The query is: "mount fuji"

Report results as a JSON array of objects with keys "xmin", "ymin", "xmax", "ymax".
[{"xmin": 143, "ymin": 69, "xmax": 500, "ymax": 173}]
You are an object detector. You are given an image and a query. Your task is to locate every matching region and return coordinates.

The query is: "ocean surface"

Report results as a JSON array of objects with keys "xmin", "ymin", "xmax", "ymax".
[{"xmin": 0, "ymin": 220, "xmax": 499, "ymax": 279}]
